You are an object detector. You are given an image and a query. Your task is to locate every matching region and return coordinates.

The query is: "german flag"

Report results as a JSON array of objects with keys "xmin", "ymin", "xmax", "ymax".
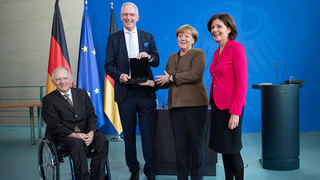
[
  {"xmin": 103, "ymin": 3, "xmax": 122, "ymax": 135},
  {"xmin": 46, "ymin": 0, "xmax": 72, "ymax": 94}
]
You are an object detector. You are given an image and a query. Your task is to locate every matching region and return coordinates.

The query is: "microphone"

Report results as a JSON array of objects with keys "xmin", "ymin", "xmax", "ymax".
[
  {"xmin": 162, "ymin": 95, "xmax": 168, "ymax": 109},
  {"xmin": 280, "ymin": 59, "xmax": 285, "ymax": 84},
  {"xmin": 273, "ymin": 59, "xmax": 278, "ymax": 85}
]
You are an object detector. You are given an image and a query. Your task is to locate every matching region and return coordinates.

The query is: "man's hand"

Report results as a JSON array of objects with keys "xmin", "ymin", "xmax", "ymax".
[
  {"xmin": 68, "ymin": 131, "xmax": 94, "ymax": 146},
  {"xmin": 137, "ymin": 52, "xmax": 151, "ymax": 60},
  {"xmin": 120, "ymin": 73, "xmax": 131, "ymax": 83},
  {"xmin": 69, "ymin": 132, "xmax": 87, "ymax": 141},
  {"xmin": 84, "ymin": 131, "xmax": 94, "ymax": 146}
]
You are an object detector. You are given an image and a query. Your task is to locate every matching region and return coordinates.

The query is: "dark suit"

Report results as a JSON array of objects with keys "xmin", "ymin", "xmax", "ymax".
[
  {"xmin": 105, "ymin": 29, "xmax": 159, "ymax": 178},
  {"xmin": 42, "ymin": 88, "xmax": 109, "ymax": 180}
]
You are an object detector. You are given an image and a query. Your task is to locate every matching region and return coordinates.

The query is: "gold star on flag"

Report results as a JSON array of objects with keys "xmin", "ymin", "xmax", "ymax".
[
  {"xmin": 87, "ymin": 91, "xmax": 91, "ymax": 97},
  {"xmin": 94, "ymin": 88, "xmax": 100, "ymax": 94},
  {"xmin": 92, "ymin": 49, "xmax": 96, "ymax": 55},
  {"xmin": 82, "ymin": 45, "xmax": 88, "ymax": 52}
]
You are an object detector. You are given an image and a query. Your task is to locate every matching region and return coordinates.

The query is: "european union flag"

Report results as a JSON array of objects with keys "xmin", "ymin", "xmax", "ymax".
[{"xmin": 77, "ymin": 1, "xmax": 105, "ymax": 129}]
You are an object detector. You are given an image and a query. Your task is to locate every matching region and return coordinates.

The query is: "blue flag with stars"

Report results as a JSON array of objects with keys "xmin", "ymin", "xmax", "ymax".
[{"xmin": 77, "ymin": 1, "xmax": 105, "ymax": 129}]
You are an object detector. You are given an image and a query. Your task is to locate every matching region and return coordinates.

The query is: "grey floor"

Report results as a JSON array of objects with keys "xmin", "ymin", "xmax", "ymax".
[{"xmin": 0, "ymin": 126, "xmax": 319, "ymax": 180}]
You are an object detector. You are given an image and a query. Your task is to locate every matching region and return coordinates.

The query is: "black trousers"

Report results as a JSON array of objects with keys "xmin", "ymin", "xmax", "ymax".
[
  {"xmin": 117, "ymin": 87, "xmax": 156, "ymax": 179},
  {"xmin": 169, "ymin": 106, "xmax": 208, "ymax": 180},
  {"xmin": 57, "ymin": 132, "xmax": 109, "ymax": 180}
]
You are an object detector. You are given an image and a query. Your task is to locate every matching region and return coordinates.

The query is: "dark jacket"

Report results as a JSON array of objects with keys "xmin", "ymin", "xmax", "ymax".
[
  {"xmin": 104, "ymin": 28, "xmax": 159, "ymax": 103},
  {"xmin": 42, "ymin": 88, "xmax": 97, "ymax": 141}
]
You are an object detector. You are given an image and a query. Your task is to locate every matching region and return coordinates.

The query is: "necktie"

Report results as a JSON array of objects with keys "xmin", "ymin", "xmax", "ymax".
[
  {"xmin": 64, "ymin": 94, "xmax": 81, "ymax": 133},
  {"xmin": 64, "ymin": 94, "xmax": 73, "ymax": 107},
  {"xmin": 128, "ymin": 31, "xmax": 136, "ymax": 58},
  {"xmin": 128, "ymin": 31, "xmax": 136, "ymax": 77}
]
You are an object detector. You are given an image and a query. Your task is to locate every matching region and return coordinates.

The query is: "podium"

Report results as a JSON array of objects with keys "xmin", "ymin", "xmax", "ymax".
[{"xmin": 253, "ymin": 84, "xmax": 302, "ymax": 170}]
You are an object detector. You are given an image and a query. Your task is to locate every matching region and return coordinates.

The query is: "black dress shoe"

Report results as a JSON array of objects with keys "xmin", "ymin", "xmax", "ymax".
[{"xmin": 130, "ymin": 172, "xmax": 139, "ymax": 180}]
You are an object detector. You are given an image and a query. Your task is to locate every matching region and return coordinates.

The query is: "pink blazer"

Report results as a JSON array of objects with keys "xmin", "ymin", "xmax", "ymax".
[{"xmin": 209, "ymin": 40, "xmax": 247, "ymax": 116}]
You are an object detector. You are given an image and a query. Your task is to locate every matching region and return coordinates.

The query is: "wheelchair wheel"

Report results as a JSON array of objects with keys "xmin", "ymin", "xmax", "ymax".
[{"xmin": 38, "ymin": 138, "xmax": 60, "ymax": 180}]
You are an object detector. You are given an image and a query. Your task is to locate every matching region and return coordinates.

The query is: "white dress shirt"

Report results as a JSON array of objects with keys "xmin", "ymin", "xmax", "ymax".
[
  {"xmin": 124, "ymin": 27, "xmax": 139, "ymax": 58},
  {"xmin": 60, "ymin": 89, "xmax": 73, "ymax": 105}
]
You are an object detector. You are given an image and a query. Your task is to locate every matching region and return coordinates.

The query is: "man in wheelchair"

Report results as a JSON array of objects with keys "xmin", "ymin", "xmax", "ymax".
[{"xmin": 42, "ymin": 67, "xmax": 109, "ymax": 180}]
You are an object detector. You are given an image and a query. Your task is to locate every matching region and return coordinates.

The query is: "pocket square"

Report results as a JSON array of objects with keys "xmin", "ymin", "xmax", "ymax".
[{"xmin": 144, "ymin": 42, "xmax": 149, "ymax": 47}]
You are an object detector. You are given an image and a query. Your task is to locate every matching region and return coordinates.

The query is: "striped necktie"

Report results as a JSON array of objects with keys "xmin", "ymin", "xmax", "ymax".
[
  {"xmin": 64, "ymin": 94, "xmax": 73, "ymax": 107},
  {"xmin": 64, "ymin": 94, "xmax": 80, "ymax": 133}
]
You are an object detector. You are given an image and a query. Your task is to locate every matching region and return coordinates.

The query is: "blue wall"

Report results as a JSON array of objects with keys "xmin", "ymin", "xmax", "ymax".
[{"xmin": 85, "ymin": 0, "xmax": 320, "ymax": 134}]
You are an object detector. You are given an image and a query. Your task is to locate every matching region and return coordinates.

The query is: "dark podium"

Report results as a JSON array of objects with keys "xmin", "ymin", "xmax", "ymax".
[
  {"xmin": 155, "ymin": 109, "xmax": 217, "ymax": 175},
  {"xmin": 253, "ymin": 83, "xmax": 302, "ymax": 170}
]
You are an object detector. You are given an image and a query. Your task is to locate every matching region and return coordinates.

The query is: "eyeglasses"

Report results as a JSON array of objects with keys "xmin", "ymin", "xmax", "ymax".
[
  {"xmin": 121, "ymin": 13, "xmax": 137, "ymax": 17},
  {"xmin": 54, "ymin": 77, "xmax": 70, "ymax": 82}
]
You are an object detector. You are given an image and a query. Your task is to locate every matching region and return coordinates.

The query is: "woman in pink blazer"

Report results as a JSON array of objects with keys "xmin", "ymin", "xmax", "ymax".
[{"xmin": 207, "ymin": 13, "xmax": 247, "ymax": 180}]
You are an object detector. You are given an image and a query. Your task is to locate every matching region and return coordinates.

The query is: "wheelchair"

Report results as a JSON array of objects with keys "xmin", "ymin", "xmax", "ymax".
[{"xmin": 38, "ymin": 137, "xmax": 111, "ymax": 180}]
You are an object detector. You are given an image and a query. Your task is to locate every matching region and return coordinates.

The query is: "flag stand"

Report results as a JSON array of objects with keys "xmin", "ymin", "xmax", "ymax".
[{"xmin": 111, "ymin": 134, "xmax": 123, "ymax": 142}]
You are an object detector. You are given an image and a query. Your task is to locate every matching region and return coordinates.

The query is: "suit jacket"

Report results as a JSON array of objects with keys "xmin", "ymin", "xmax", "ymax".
[
  {"xmin": 105, "ymin": 28, "xmax": 160, "ymax": 103},
  {"xmin": 209, "ymin": 40, "xmax": 247, "ymax": 116},
  {"xmin": 42, "ymin": 88, "xmax": 98, "ymax": 141},
  {"xmin": 165, "ymin": 48, "xmax": 208, "ymax": 109}
]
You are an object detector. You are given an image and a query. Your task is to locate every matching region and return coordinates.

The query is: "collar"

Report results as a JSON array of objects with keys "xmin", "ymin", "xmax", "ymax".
[
  {"xmin": 123, "ymin": 27, "xmax": 137, "ymax": 34},
  {"xmin": 178, "ymin": 48, "xmax": 194, "ymax": 57},
  {"xmin": 59, "ymin": 89, "xmax": 72, "ymax": 97},
  {"xmin": 224, "ymin": 40, "xmax": 233, "ymax": 49}
]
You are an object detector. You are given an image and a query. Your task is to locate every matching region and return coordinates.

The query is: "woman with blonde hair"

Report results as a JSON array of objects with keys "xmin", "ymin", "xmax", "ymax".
[{"xmin": 156, "ymin": 24, "xmax": 208, "ymax": 180}]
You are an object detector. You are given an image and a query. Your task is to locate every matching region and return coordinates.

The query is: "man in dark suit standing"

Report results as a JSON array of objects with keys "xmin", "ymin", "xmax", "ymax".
[
  {"xmin": 105, "ymin": 2, "xmax": 159, "ymax": 180},
  {"xmin": 42, "ymin": 67, "xmax": 109, "ymax": 180}
]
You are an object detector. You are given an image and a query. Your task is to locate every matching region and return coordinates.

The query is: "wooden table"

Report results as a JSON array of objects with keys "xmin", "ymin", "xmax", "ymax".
[{"xmin": 0, "ymin": 102, "xmax": 42, "ymax": 145}]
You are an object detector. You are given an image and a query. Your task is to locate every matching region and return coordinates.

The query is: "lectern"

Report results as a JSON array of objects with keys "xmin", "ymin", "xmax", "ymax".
[{"xmin": 253, "ymin": 83, "xmax": 302, "ymax": 170}]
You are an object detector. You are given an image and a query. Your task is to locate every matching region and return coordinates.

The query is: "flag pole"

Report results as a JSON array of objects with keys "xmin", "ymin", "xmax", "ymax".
[
  {"xmin": 77, "ymin": 0, "xmax": 106, "ymax": 129},
  {"xmin": 46, "ymin": 0, "xmax": 73, "ymax": 94},
  {"xmin": 109, "ymin": 2, "xmax": 123, "ymax": 142}
]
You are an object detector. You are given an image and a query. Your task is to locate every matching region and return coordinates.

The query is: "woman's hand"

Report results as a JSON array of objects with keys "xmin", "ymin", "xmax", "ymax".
[
  {"xmin": 155, "ymin": 71, "xmax": 170, "ymax": 86},
  {"xmin": 139, "ymin": 80, "xmax": 155, "ymax": 87},
  {"xmin": 228, "ymin": 114, "xmax": 240, "ymax": 130}
]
